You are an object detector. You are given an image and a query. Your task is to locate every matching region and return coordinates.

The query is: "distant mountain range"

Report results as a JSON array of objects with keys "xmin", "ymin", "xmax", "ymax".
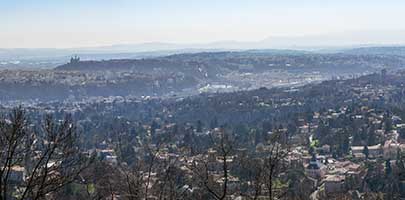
[
  {"xmin": 2, "ymin": 30, "xmax": 405, "ymax": 66},
  {"xmin": 2, "ymin": 44, "xmax": 405, "ymax": 62}
]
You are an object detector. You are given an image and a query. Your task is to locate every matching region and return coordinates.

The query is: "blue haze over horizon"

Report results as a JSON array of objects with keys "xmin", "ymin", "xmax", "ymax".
[{"xmin": 1, "ymin": 0, "xmax": 405, "ymax": 48}]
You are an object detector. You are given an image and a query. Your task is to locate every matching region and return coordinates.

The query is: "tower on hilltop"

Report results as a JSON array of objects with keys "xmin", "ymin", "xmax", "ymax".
[{"xmin": 70, "ymin": 55, "xmax": 80, "ymax": 64}]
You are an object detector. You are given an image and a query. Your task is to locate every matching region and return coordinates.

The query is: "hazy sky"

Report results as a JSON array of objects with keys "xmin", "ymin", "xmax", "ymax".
[{"xmin": 1, "ymin": 0, "xmax": 405, "ymax": 48}]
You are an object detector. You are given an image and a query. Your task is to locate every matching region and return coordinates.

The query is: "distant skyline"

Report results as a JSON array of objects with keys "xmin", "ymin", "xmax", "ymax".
[{"xmin": 2, "ymin": 0, "xmax": 405, "ymax": 48}]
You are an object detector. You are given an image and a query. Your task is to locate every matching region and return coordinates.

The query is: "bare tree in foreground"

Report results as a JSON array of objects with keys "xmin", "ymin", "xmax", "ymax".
[
  {"xmin": 235, "ymin": 129, "xmax": 289, "ymax": 200},
  {"xmin": 263, "ymin": 130, "xmax": 289, "ymax": 200},
  {"xmin": 187, "ymin": 128, "xmax": 233, "ymax": 200},
  {"xmin": 0, "ymin": 108, "xmax": 88, "ymax": 200}
]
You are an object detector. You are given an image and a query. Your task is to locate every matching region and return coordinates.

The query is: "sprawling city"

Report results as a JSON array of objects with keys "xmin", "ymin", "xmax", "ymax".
[{"xmin": 2, "ymin": 1, "xmax": 405, "ymax": 200}]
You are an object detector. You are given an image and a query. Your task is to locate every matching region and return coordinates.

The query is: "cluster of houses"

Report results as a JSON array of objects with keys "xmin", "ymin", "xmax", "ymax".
[{"xmin": 294, "ymin": 106, "xmax": 405, "ymax": 199}]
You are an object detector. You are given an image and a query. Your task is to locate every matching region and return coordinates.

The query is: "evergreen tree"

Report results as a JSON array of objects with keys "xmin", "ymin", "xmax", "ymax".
[
  {"xmin": 196, "ymin": 120, "xmax": 203, "ymax": 133},
  {"xmin": 385, "ymin": 159, "xmax": 392, "ymax": 177},
  {"xmin": 363, "ymin": 145, "xmax": 369, "ymax": 160}
]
